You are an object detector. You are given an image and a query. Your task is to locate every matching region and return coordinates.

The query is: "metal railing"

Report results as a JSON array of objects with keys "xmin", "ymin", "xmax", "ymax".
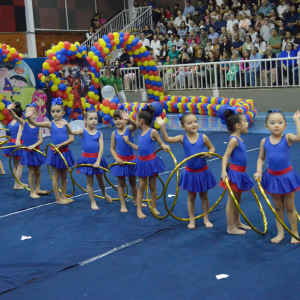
[
  {"xmin": 108, "ymin": 57, "xmax": 300, "ymax": 92},
  {"xmin": 82, "ymin": 6, "xmax": 152, "ymax": 51}
]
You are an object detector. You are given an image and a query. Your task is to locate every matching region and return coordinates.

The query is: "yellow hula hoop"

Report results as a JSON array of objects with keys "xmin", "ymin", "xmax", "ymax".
[
  {"xmin": 224, "ymin": 177, "xmax": 267, "ymax": 235},
  {"xmin": 256, "ymin": 179, "xmax": 300, "ymax": 240},
  {"xmin": 9, "ymin": 146, "xmax": 53, "ymax": 194},
  {"xmin": 44, "ymin": 143, "xmax": 76, "ymax": 198},
  {"xmin": 70, "ymin": 164, "xmax": 121, "ymax": 201},
  {"xmin": 0, "ymin": 136, "xmax": 11, "ymax": 147},
  {"xmin": 164, "ymin": 152, "xmax": 226, "ymax": 222}
]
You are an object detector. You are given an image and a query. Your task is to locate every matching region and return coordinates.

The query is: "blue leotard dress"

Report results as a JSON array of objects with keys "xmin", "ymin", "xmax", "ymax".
[
  {"xmin": 219, "ymin": 136, "xmax": 253, "ymax": 192},
  {"xmin": 134, "ymin": 129, "xmax": 165, "ymax": 177},
  {"xmin": 261, "ymin": 135, "xmax": 300, "ymax": 194},
  {"xmin": 21, "ymin": 122, "xmax": 45, "ymax": 166},
  {"xmin": 76, "ymin": 129, "xmax": 108, "ymax": 176},
  {"xmin": 179, "ymin": 134, "xmax": 216, "ymax": 193},
  {"xmin": 45, "ymin": 122, "xmax": 75, "ymax": 169},
  {"xmin": 3, "ymin": 122, "xmax": 23, "ymax": 159},
  {"xmin": 110, "ymin": 127, "xmax": 136, "ymax": 177}
]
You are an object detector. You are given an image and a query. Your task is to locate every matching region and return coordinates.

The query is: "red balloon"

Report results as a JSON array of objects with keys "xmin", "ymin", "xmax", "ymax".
[
  {"xmin": 91, "ymin": 61, "xmax": 97, "ymax": 67},
  {"xmin": 89, "ymin": 98, "xmax": 96, "ymax": 105},
  {"xmin": 110, "ymin": 103, "xmax": 118, "ymax": 110},
  {"xmin": 97, "ymin": 45, "xmax": 103, "ymax": 52},
  {"xmin": 13, "ymin": 52, "xmax": 19, "ymax": 59},
  {"xmin": 56, "ymin": 60, "xmax": 61, "ymax": 65},
  {"xmin": 103, "ymin": 119, "xmax": 110, "ymax": 125},
  {"xmin": 102, "ymin": 99, "xmax": 110, "ymax": 107},
  {"xmin": 131, "ymin": 46, "xmax": 136, "ymax": 52},
  {"xmin": 56, "ymin": 90, "xmax": 64, "ymax": 98},
  {"xmin": 75, "ymin": 102, "xmax": 80, "ymax": 108},
  {"xmin": 110, "ymin": 40, "xmax": 115, "ymax": 47},
  {"xmin": 2, "ymin": 44, "xmax": 7, "ymax": 50},
  {"xmin": 108, "ymin": 33, "xmax": 114, "ymax": 40},
  {"xmin": 158, "ymin": 87, "xmax": 163, "ymax": 92},
  {"xmin": 124, "ymin": 32, "xmax": 130, "ymax": 37},
  {"xmin": 94, "ymin": 83, "xmax": 100, "ymax": 89},
  {"xmin": 141, "ymin": 70, "xmax": 147, "ymax": 75},
  {"xmin": 96, "ymin": 67, "xmax": 100, "ymax": 72},
  {"xmin": 153, "ymin": 71, "xmax": 159, "ymax": 76},
  {"xmin": 123, "ymin": 36, "xmax": 128, "ymax": 43},
  {"xmin": 146, "ymin": 56, "xmax": 152, "ymax": 61},
  {"xmin": 63, "ymin": 92, "xmax": 68, "ymax": 99},
  {"xmin": 49, "ymin": 60, "xmax": 56, "ymax": 67},
  {"xmin": 86, "ymin": 56, "xmax": 92, "ymax": 63},
  {"xmin": 71, "ymin": 112, "xmax": 79, "ymax": 119},
  {"xmin": 121, "ymin": 43, "xmax": 126, "ymax": 48},
  {"xmin": 161, "ymin": 112, "xmax": 166, "ymax": 119},
  {"xmin": 55, "ymin": 64, "xmax": 62, "ymax": 71},
  {"xmin": 171, "ymin": 107, "xmax": 177, "ymax": 113},
  {"xmin": 149, "ymin": 99, "xmax": 154, "ymax": 103},
  {"xmin": 48, "ymin": 52, "xmax": 55, "ymax": 59},
  {"xmin": 136, "ymin": 42, "xmax": 142, "ymax": 49},
  {"xmin": 152, "ymin": 86, "xmax": 158, "ymax": 91},
  {"xmin": 146, "ymin": 84, "xmax": 151, "ymax": 89},
  {"xmin": 6, "ymin": 114, "xmax": 14, "ymax": 122},
  {"xmin": 101, "ymin": 52, "xmax": 106, "ymax": 58},
  {"xmin": 38, "ymin": 73, "xmax": 43, "ymax": 80},
  {"xmin": 160, "ymin": 100, "xmax": 165, "ymax": 106},
  {"xmin": 64, "ymin": 42, "xmax": 70, "ymax": 50},
  {"xmin": 148, "ymin": 71, "xmax": 154, "ymax": 76},
  {"xmin": 2, "ymin": 119, "xmax": 9, "ymax": 126},
  {"xmin": 9, "ymin": 56, "xmax": 14, "ymax": 61},
  {"xmin": 94, "ymin": 42, "xmax": 99, "ymax": 48},
  {"xmin": 134, "ymin": 57, "xmax": 139, "ymax": 63},
  {"xmin": 19, "ymin": 56, "xmax": 23, "ymax": 61},
  {"xmin": 48, "ymin": 67, "xmax": 55, "ymax": 74},
  {"xmin": 2, "ymin": 108, "xmax": 9, "ymax": 116},
  {"xmin": 140, "ymin": 57, "xmax": 146, "ymax": 62}
]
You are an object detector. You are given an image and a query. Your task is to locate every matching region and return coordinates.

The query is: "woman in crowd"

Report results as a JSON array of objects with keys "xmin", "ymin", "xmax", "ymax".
[
  {"xmin": 178, "ymin": 22, "xmax": 188, "ymax": 41},
  {"xmin": 124, "ymin": 57, "xmax": 138, "ymax": 90},
  {"xmin": 243, "ymin": 35, "xmax": 254, "ymax": 51},
  {"xmin": 226, "ymin": 50, "xmax": 241, "ymax": 87},
  {"xmin": 255, "ymin": 34, "xmax": 267, "ymax": 55},
  {"xmin": 262, "ymin": 46, "xmax": 277, "ymax": 86}
]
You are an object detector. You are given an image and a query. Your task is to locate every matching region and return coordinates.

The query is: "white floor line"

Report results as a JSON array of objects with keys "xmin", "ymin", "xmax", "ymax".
[{"xmin": 0, "ymin": 148, "xmax": 260, "ymax": 219}]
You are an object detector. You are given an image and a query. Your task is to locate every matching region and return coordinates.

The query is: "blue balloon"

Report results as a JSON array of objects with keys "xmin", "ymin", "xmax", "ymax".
[
  {"xmin": 78, "ymin": 109, "xmax": 82, "ymax": 114},
  {"xmin": 154, "ymin": 96, "xmax": 159, "ymax": 101},
  {"xmin": 2, "ymin": 54, "xmax": 7, "ymax": 59},
  {"xmin": 78, "ymin": 115, "xmax": 84, "ymax": 120},
  {"xmin": 111, "ymin": 97, "xmax": 120, "ymax": 104},
  {"xmin": 0, "ymin": 57, "xmax": 3, "ymax": 62},
  {"xmin": 91, "ymin": 67, "xmax": 96, "ymax": 73},
  {"xmin": 149, "ymin": 94, "xmax": 155, "ymax": 99},
  {"xmin": 117, "ymin": 44, "xmax": 121, "ymax": 49},
  {"xmin": 146, "ymin": 66, "xmax": 151, "ymax": 71},
  {"xmin": 103, "ymin": 114, "xmax": 112, "ymax": 121},
  {"xmin": 99, "ymin": 57, "xmax": 104, "ymax": 63},
  {"xmin": 174, "ymin": 103, "xmax": 178, "ymax": 109},
  {"xmin": 67, "ymin": 50, "xmax": 73, "ymax": 57},
  {"xmin": 110, "ymin": 119, "xmax": 115, "ymax": 126},
  {"xmin": 151, "ymin": 80, "xmax": 157, "ymax": 86},
  {"xmin": 97, "ymin": 111, "xmax": 101, "ymax": 117},
  {"xmin": 90, "ymin": 86, "xmax": 95, "ymax": 91},
  {"xmin": 217, "ymin": 104, "xmax": 230, "ymax": 120},
  {"xmin": 40, "ymin": 82, "xmax": 46, "ymax": 87},
  {"xmin": 104, "ymin": 37, "xmax": 110, "ymax": 44},
  {"xmin": 82, "ymin": 46, "xmax": 87, "ymax": 51},
  {"xmin": 66, "ymin": 108, "xmax": 72, "ymax": 115},
  {"xmin": 138, "ymin": 53, "xmax": 143, "ymax": 58},
  {"xmin": 0, "ymin": 48, "xmax": 2, "ymax": 54},
  {"xmin": 119, "ymin": 37, "xmax": 124, "ymax": 44},
  {"xmin": 126, "ymin": 45, "xmax": 132, "ymax": 51},
  {"xmin": 56, "ymin": 55, "xmax": 61, "ymax": 60},
  {"xmin": 157, "ymin": 81, "xmax": 162, "ymax": 87},
  {"xmin": 54, "ymin": 71, "xmax": 59, "ymax": 77},
  {"xmin": 132, "ymin": 40, "xmax": 137, "ymax": 46},
  {"xmin": 151, "ymin": 66, "xmax": 157, "ymax": 71},
  {"xmin": 150, "ymin": 101, "xmax": 163, "ymax": 117},
  {"xmin": 74, "ymin": 51, "xmax": 78, "ymax": 55},
  {"xmin": 95, "ymin": 72, "xmax": 100, "ymax": 77},
  {"xmin": 140, "ymin": 65, "xmax": 145, "ymax": 71},
  {"xmin": 119, "ymin": 32, "xmax": 124, "ymax": 37},
  {"xmin": 184, "ymin": 103, "xmax": 189, "ymax": 110},
  {"xmin": 94, "ymin": 89, "xmax": 99, "ymax": 95},
  {"xmin": 144, "ymin": 51, "xmax": 150, "ymax": 57},
  {"xmin": 91, "ymin": 46, "xmax": 97, "ymax": 52},
  {"xmin": 58, "ymin": 83, "xmax": 66, "ymax": 91},
  {"xmin": 107, "ymin": 43, "xmax": 112, "ymax": 50},
  {"xmin": 145, "ymin": 79, "xmax": 150, "ymax": 84},
  {"xmin": 61, "ymin": 48, "xmax": 67, "ymax": 55},
  {"xmin": 43, "ymin": 69, "xmax": 50, "ymax": 76},
  {"xmin": 48, "ymin": 81, "xmax": 53, "ymax": 87}
]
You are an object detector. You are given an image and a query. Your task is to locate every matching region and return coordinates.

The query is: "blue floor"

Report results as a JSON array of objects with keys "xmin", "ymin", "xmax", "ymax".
[{"xmin": 0, "ymin": 114, "xmax": 300, "ymax": 299}]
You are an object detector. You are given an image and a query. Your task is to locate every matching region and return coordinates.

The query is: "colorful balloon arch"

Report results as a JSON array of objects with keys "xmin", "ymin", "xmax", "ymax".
[{"xmin": 0, "ymin": 44, "xmax": 24, "ymax": 125}]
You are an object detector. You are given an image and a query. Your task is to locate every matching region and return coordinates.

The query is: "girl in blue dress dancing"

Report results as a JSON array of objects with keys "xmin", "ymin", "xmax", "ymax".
[
  {"xmin": 27, "ymin": 98, "xmax": 75, "ymax": 205},
  {"xmin": 156, "ymin": 113, "xmax": 216, "ymax": 229},
  {"xmin": 254, "ymin": 109, "xmax": 300, "ymax": 244},
  {"xmin": 220, "ymin": 108, "xmax": 253, "ymax": 235}
]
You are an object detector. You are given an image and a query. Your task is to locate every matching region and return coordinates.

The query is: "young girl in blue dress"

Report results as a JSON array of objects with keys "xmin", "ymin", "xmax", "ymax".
[
  {"xmin": 63, "ymin": 109, "xmax": 112, "ymax": 210},
  {"xmin": 156, "ymin": 113, "xmax": 216, "ymax": 229},
  {"xmin": 110, "ymin": 107, "xmax": 140, "ymax": 213},
  {"xmin": 123, "ymin": 105, "xmax": 170, "ymax": 219},
  {"xmin": 254, "ymin": 109, "xmax": 300, "ymax": 244},
  {"xmin": 8, "ymin": 103, "xmax": 47, "ymax": 199},
  {"xmin": 27, "ymin": 98, "xmax": 75, "ymax": 205},
  {"xmin": 3, "ymin": 102, "xmax": 26, "ymax": 189},
  {"xmin": 220, "ymin": 107, "xmax": 253, "ymax": 235}
]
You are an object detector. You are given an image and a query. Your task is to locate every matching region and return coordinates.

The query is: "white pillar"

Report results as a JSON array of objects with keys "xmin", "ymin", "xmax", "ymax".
[{"xmin": 25, "ymin": 0, "xmax": 37, "ymax": 58}]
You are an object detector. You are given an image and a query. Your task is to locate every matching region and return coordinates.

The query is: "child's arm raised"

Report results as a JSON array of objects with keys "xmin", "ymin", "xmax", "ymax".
[
  {"xmin": 254, "ymin": 138, "xmax": 266, "ymax": 181},
  {"xmin": 287, "ymin": 110, "xmax": 300, "ymax": 144},
  {"xmin": 123, "ymin": 135, "xmax": 138, "ymax": 151},
  {"xmin": 121, "ymin": 111, "xmax": 137, "ymax": 133},
  {"xmin": 27, "ymin": 128, "xmax": 43, "ymax": 150},
  {"xmin": 221, "ymin": 137, "xmax": 238, "ymax": 182},
  {"xmin": 94, "ymin": 133, "xmax": 104, "ymax": 168},
  {"xmin": 27, "ymin": 112, "xmax": 51, "ymax": 129},
  {"xmin": 57, "ymin": 119, "xmax": 83, "ymax": 136},
  {"xmin": 7, "ymin": 104, "xmax": 25, "ymax": 126},
  {"xmin": 110, "ymin": 131, "xmax": 123, "ymax": 165},
  {"xmin": 202, "ymin": 134, "xmax": 215, "ymax": 159},
  {"xmin": 156, "ymin": 117, "xmax": 183, "ymax": 143},
  {"xmin": 151, "ymin": 129, "xmax": 170, "ymax": 152}
]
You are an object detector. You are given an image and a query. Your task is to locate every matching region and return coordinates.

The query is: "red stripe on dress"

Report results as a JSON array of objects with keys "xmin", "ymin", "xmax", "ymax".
[
  {"xmin": 267, "ymin": 165, "xmax": 293, "ymax": 176},
  {"xmin": 138, "ymin": 153, "xmax": 156, "ymax": 161},
  {"xmin": 82, "ymin": 152, "xmax": 98, "ymax": 158},
  {"xmin": 50, "ymin": 146, "xmax": 69, "ymax": 153},
  {"xmin": 11, "ymin": 138, "xmax": 23, "ymax": 143},
  {"xmin": 230, "ymin": 164, "xmax": 246, "ymax": 172},
  {"xmin": 117, "ymin": 153, "xmax": 136, "ymax": 161},
  {"xmin": 185, "ymin": 165, "xmax": 208, "ymax": 173},
  {"xmin": 24, "ymin": 146, "xmax": 40, "ymax": 152}
]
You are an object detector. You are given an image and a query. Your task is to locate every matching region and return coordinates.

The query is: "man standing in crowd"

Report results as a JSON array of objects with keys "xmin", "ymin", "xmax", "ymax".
[{"xmin": 183, "ymin": 0, "xmax": 195, "ymax": 17}]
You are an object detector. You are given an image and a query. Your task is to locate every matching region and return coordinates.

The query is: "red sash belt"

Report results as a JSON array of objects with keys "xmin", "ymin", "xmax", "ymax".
[
  {"xmin": 51, "ymin": 146, "xmax": 69, "ymax": 153},
  {"xmin": 230, "ymin": 164, "xmax": 246, "ymax": 172},
  {"xmin": 82, "ymin": 152, "xmax": 98, "ymax": 158},
  {"xmin": 11, "ymin": 138, "xmax": 23, "ymax": 144},
  {"xmin": 185, "ymin": 165, "xmax": 208, "ymax": 173},
  {"xmin": 268, "ymin": 165, "xmax": 293, "ymax": 176},
  {"xmin": 117, "ymin": 153, "xmax": 136, "ymax": 161},
  {"xmin": 138, "ymin": 153, "xmax": 156, "ymax": 161},
  {"xmin": 24, "ymin": 146, "xmax": 40, "ymax": 152}
]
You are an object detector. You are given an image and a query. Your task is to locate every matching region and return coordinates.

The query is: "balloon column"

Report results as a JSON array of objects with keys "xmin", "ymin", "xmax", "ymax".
[
  {"xmin": 0, "ymin": 44, "xmax": 23, "ymax": 64},
  {"xmin": 0, "ymin": 94, "xmax": 13, "ymax": 126},
  {"xmin": 161, "ymin": 95, "xmax": 257, "ymax": 125}
]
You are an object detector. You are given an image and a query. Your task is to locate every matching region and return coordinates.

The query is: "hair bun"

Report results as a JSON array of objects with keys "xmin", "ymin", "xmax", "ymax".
[
  {"xmin": 14, "ymin": 102, "xmax": 21, "ymax": 108},
  {"xmin": 224, "ymin": 108, "xmax": 234, "ymax": 119}
]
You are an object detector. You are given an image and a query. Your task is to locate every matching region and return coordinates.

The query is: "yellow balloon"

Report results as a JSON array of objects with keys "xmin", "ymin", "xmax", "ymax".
[
  {"xmin": 58, "ymin": 41, "xmax": 64, "ymax": 49},
  {"xmin": 155, "ymin": 76, "xmax": 161, "ymax": 81},
  {"xmin": 67, "ymin": 101, "xmax": 73, "ymax": 108},
  {"xmin": 110, "ymin": 109, "xmax": 115, "ymax": 117},
  {"xmin": 53, "ymin": 46, "xmax": 59, "ymax": 52},
  {"xmin": 143, "ymin": 61, "xmax": 149, "ymax": 67},
  {"xmin": 104, "ymin": 47, "xmax": 110, "ymax": 54},
  {"xmin": 140, "ymin": 47, "xmax": 146, "ymax": 53},
  {"xmin": 0, "ymin": 102, "xmax": 5, "ymax": 110},
  {"xmin": 134, "ymin": 50, "xmax": 140, "ymax": 55},
  {"xmin": 128, "ymin": 51, "xmax": 133, "ymax": 55},
  {"xmin": 43, "ymin": 62, "xmax": 50, "ymax": 70},
  {"xmin": 51, "ymin": 85, "xmax": 58, "ymax": 92},
  {"xmin": 94, "ymin": 78, "xmax": 99, "ymax": 83},
  {"xmin": 85, "ymin": 103, "xmax": 91, "ymax": 109},
  {"xmin": 52, "ymin": 56, "xmax": 57, "ymax": 61},
  {"xmin": 10, "ymin": 48, "xmax": 16, "ymax": 54},
  {"xmin": 103, "ymin": 107, "xmax": 110, "ymax": 114},
  {"xmin": 144, "ymin": 74, "xmax": 149, "ymax": 79},
  {"xmin": 70, "ymin": 44, "xmax": 76, "ymax": 51},
  {"xmin": 54, "ymin": 78, "xmax": 61, "ymax": 85},
  {"xmin": 0, "ymin": 94, "xmax": 3, "ymax": 101},
  {"xmin": 88, "ymin": 91, "xmax": 95, "ymax": 98},
  {"xmin": 112, "ymin": 46, "xmax": 117, "ymax": 50},
  {"xmin": 88, "ymin": 52, "xmax": 95, "ymax": 58},
  {"xmin": 63, "ymin": 100, "xmax": 68, "ymax": 106},
  {"xmin": 115, "ymin": 38, "xmax": 120, "ymax": 45},
  {"xmin": 113, "ymin": 32, "xmax": 120, "ymax": 39},
  {"xmin": 154, "ymin": 121, "xmax": 160, "ymax": 129},
  {"xmin": 149, "ymin": 60, "xmax": 155, "ymax": 66},
  {"xmin": 97, "ymin": 62, "xmax": 102, "ymax": 68},
  {"xmin": 41, "ymin": 76, "xmax": 45, "ymax": 83},
  {"xmin": 148, "ymin": 89, "xmax": 153, "ymax": 94},
  {"xmin": 137, "ymin": 61, "xmax": 142, "ymax": 67},
  {"xmin": 100, "ymin": 41, "xmax": 106, "ymax": 48},
  {"xmin": 93, "ymin": 56, "xmax": 99, "ymax": 62},
  {"xmin": 154, "ymin": 91, "xmax": 159, "ymax": 96},
  {"xmin": 0, "ymin": 112, "xmax": 5, "ymax": 120},
  {"xmin": 77, "ymin": 53, "xmax": 82, "ymax": 58},
  {"xmin": 50, "ymin": 74, "xmax": 56, "ymax": 80},
  {"xmin": 75, "ymin": 42, "xmax": 80, "ymax": 46},
  {"xmin": 95, "ymin": 95, "xmax": 99, "ymax": 101},
  {"xmin": 68, "ymin": 94, "xmax": 74, "ymax": 101},
  {"xmin": 149, "ymin": 75, "xmax": 155, "ymax": 81}
]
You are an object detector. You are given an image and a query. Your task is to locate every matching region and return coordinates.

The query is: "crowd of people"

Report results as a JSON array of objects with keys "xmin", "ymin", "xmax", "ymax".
[
  {"xmin": 86, "ymin": 13, "xmax": 107, "ymax": 40},
  {"xmin": 127, "ymin": 0, "xmax": 300, "ymax": 88}
]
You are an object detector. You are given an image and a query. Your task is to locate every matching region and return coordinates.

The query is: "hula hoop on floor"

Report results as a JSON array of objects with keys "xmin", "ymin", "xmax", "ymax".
[
  {"xmin": 224, "ymin": 177, "xmax": 267, "ymax": 235},
  {"xmin": 164, "ymin": 152, "xmax": 225, "ymax": 222},
  {"xmin": 256, "ymin": 180, "xmax": 300, "ymax": 240},
  {"xmin": 9, "ymin": 146, "xmax": 53, "ymax": 194},
  {"xmin": 44, "ymin": 143, "xmax": 76, "ymax": 198}
]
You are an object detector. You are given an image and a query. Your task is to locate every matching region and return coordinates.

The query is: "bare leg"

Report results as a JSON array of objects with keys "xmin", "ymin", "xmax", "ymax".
[
  {"xmin": 136, "ymin": 177, "xmax": 147, "ymax": 218},
  {"xmin": 0, "ymin": 160, "xmax": 5, "ymax": 175},
  {"xmin": 13, "ymin": 158, "xmax": 27, "ymax": 189},
  {"xmin": 226, "ymin": 191, "xmax": 246, "ymax": 234},
  {"xmin": 28, "ymin": 165, "xmax": 39, "ymax": 198},
  {"xmin": 271, "ymin": 194, "xmax": 285, "ymax": 243},
  {"xmin": 60, "ymin": 169, "xmax": 73, "ymax": 203},
  {"xmin": 96, "ymin": 174, "xmax": 112, "ymax": 203},
  {"xmin": 199, "ymin": 191, "xmax": 213, "ymax": 228},
  {"xmin": 86, "ymin": 175, "xmax": 98, "ymax": 210},
  {"xmin": 149, "ymin": 176, "xmax": 159, "ymax": 215},
  {"xmin": 235, "ymin": 191, "xmax": 251, "ymax": 230},
  {"xmin": 187, "ymin": 192, "xmax": 196, "ymax": 228},
  {"xmin": 129, "ymin": 176, "xmax": 147, "ymax": 207},
  {"xmin": 283, "ymin": 192, "xmax": 300, "ymax": 244},
  {"xmin": 35, "ymin": 166, "xmax": 47, "ymax": 194},
  {"xmin": 117, "ymin": 177, "xmax": 128, "ymax": 212}
]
